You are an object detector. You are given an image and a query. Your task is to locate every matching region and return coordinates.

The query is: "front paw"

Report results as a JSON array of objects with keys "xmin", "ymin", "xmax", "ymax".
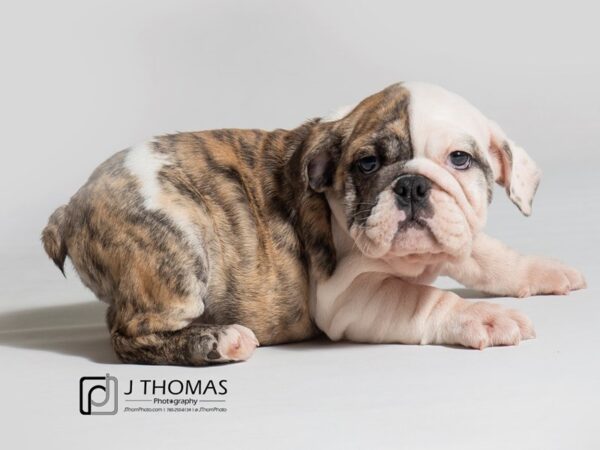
[
  {"xmin": 444, "ymin": 301, "xmax": 535, "ymax": 349},
  {"xmin": 517, "ymin": 258, "xmax": 587, "ymax": 298}
]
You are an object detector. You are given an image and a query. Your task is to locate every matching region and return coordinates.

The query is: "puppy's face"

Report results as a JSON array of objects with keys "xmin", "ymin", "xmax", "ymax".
[{"xmin": 303, "ymin": 82, "xmax": 541, "ymax": 263}]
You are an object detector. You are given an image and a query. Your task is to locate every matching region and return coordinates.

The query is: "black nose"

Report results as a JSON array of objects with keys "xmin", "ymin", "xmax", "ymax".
[{"xmin": 393, "ymin": 174, "xmax": 431, "ymax": 207}]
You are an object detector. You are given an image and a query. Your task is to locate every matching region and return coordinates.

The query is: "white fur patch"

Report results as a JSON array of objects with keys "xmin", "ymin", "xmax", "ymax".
[
  {"xmin": 404, "ymin": 82, "xmax": 491, "ymax": 159},
  {"xmin": 124, "ymin": 141, "xmax": 172, "ymax": 210},
  {"xmin": 124, "ymin": 141, "xmax": 206, "ymax": 301}
]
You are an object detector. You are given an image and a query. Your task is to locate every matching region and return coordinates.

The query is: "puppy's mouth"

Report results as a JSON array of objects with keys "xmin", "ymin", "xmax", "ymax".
[
  {"xmin": 397, "ymin": 216, "xmax": 428, "ymax": 232},
  {"xmin": 388, "ymin": 216, "xmax": 440, "ymax": 257},
  {"xmin": 354, "ymin": 184, "xmax": 472, "ymax": 260}
]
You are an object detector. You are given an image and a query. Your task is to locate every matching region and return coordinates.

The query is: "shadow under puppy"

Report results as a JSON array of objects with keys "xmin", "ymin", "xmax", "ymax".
[{"xmin": 42, "ymin": 82, "xmax": 586, "ymax": 365}]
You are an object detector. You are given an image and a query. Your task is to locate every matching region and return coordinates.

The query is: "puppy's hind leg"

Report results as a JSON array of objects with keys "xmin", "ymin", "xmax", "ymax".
[
  {"xmin": 103, "ymin": 266, "xmax": 259, "ymax": 366},
  {"xmin": 110, "ymin": 319, "xmax": 259, "ymax": 366}
]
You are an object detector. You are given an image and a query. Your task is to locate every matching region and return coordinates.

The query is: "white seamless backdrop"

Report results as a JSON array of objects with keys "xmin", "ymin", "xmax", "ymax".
[
  {"xmin": 0, "ymin": 1, "xmax": 599, "ymax": 449},
  {"xmin": 1, "ymin": 0, "xmax": 599, "ymax": 251}
]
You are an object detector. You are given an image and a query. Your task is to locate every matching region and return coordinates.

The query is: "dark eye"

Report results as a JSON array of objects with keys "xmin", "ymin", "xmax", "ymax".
[
  {"xmin": 448, "ymin": 151, "xmax": 472, "ymax": 170},
  {"xmin": 357, "ymin": 155, "xmax": 380, "ymax": 174}
]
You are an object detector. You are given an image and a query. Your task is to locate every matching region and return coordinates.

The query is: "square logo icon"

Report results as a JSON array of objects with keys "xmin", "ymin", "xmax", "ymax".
[{"xmin": 79, "ymin": 374, "xmax": 118, "ymax": 415}]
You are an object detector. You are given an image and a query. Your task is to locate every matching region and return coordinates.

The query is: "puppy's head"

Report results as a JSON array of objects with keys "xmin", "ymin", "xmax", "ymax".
[{"xmin": 300, "ymin": 82, "xmax": 541, "ymax": 263}]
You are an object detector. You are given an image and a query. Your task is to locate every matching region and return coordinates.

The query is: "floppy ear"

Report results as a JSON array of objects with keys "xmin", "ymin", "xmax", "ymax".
[
  {"xmin": 302, "ymin": 126, "xmax": 342, "ymax": 193},
  {"xmin": 488, "ymin": 120, "xmax": 541, "ymax": 216},
  {"xmin": 284, "ymin": 122, "xmax": 340, "ymax": 278}
]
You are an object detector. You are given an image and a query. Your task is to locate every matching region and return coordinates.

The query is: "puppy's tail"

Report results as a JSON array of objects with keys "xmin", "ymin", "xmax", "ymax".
[{"xmin": 41, "ymin": 205, "xmax": 69, "ymax": 276}]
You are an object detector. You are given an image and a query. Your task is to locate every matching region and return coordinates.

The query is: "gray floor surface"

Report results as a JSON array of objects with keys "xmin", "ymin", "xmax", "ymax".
[{"xmin": 1, "ymin": 164, "xmax": 598, "ymax": 449}]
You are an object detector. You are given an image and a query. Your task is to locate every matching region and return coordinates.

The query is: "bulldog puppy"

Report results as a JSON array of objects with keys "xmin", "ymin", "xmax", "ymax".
[{"xmin": 42, "ymin": 82, "xmax": 585, "ymax": 365}]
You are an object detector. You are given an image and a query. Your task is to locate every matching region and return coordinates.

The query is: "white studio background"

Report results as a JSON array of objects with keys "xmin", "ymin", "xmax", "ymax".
[
  {"xmin": 1, "ymin": 2, "xmax": 599, "ymax": 449},
  {"xmin": 0, "ymin": 0, "xmax": 599, "ymax": 253}
]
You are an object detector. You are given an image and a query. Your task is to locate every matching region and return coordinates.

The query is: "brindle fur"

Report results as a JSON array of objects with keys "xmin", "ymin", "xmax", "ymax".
[{"xmin": 42, "ymin": 83, "xmax": 414, "ymax": 365}]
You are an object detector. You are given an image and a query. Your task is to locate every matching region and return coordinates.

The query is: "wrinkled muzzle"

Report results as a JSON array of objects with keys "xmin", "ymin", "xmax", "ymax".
[{"xmin": 350, "ymin": 158, "xmax": 483, "ymax": 261}]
